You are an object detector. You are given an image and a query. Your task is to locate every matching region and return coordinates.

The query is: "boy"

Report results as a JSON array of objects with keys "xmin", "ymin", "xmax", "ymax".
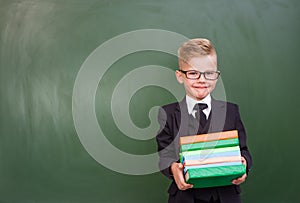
[{"xmin": 156, "ymin": 38, "xmax": 252, "ymax": 203}]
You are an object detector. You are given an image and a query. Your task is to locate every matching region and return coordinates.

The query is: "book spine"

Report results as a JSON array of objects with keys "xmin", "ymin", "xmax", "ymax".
[{"xmin": 180, "ymin": 130, "xmax": 238, "ymax": 145}]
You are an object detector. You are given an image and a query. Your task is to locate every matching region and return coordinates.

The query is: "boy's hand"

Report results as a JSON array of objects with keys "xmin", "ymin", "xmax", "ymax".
[
  {"xmin": 170, "ymin": 162, "xmax": 193, "ymax": 190},
  {"xmin": 232, "ymin": 156, "xmax": 247, "ymax": 185}
]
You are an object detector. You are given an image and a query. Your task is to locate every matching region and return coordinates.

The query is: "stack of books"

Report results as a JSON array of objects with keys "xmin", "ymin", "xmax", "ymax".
[{"xmin": 179, "ymin": 130, "xmax": 246, "ymax": 188}]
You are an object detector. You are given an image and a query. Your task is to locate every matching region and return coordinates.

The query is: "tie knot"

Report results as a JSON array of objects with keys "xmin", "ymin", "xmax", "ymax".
[{"xmin": 194, "ymin": 103, "xmax": 208, "ymax": 111}]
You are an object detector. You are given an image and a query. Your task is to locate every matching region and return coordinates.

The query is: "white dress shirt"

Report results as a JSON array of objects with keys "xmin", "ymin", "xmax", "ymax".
[{"xmin": 186, "ymin": 94, "xmax": 212, "ymax": 119}]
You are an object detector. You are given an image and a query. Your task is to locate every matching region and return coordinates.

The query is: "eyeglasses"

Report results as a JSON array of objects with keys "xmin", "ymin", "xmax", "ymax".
[{"xmin": 178, "ymin": 70, "xmax": 220, "ymax": 80}]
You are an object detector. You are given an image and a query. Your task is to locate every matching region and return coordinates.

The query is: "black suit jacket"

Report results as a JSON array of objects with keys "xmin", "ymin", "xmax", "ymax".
[{"xmin": 156, "ymin": 97, "xmax": 252, "ymax": 202}]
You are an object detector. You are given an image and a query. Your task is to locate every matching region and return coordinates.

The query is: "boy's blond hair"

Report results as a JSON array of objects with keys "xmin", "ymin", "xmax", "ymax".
[{"xmin": 178, "ymin": 38, "xmax": 216, "ymax": 66}]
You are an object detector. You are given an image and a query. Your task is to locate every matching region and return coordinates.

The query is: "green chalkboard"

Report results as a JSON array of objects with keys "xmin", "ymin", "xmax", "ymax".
[{"xmin": 0, "ymin": 0, "xmax": 299, "ymax": 202}]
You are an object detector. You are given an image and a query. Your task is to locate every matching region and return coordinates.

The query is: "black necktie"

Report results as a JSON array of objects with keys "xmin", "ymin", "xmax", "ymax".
[{"xmin": 194, "ymin": 103, "xmax": 208, "ymax": 128}]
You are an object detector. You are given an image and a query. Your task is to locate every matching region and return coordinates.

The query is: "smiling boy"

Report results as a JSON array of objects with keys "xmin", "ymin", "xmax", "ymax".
[{"xmin": 156, "ymin": 38, "xmax": 252, "ymax": 203}]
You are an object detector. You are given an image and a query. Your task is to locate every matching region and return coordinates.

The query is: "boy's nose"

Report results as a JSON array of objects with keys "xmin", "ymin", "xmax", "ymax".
[{"xmin": 198, "ymin": 73, "xmax": 206, "ymax": 82}]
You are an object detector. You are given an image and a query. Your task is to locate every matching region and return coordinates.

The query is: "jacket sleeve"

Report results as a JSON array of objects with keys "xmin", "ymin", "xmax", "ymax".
[
  {"xmin": 156, "ymin": 107, "xmax": 178, "ymax": 179},
  {"xmin": 235, "ymin": 105, "xmax": 253, "ymax": 173}
]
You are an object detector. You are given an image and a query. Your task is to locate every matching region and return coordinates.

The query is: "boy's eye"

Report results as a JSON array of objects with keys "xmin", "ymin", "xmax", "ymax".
[
  {"xmin": 205, "ymin": 72, "xmax": 214, "ymax": 75},
  {"xmin": 188, "ymin": 71, "xmax": 198, "ymax": 75}
]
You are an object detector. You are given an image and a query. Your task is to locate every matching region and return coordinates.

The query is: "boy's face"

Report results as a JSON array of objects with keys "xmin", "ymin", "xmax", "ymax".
[{"xmin": 176, "ymin": 54, "xmax": 218, "ymax": 101}]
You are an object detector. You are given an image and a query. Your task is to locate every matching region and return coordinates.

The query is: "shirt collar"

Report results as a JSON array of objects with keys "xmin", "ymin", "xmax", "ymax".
[{"xmin": 186, "ymin": 94, "xmax": 212, "ymax": 116}]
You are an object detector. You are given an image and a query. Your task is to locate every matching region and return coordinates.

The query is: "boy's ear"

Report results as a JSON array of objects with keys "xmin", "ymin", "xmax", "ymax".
[{"xmin": 175, "ymin": 70, "xmax": 184, "ymax": 84}]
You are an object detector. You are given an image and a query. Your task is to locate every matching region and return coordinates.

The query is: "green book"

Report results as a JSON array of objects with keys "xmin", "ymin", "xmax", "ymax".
[
  {"xmin": 185, "ymin": 164, "xmax": 246, "ymax": 188},
  {"xmin": 180, "ymin": 138, "xmax": 239, "ymax": 152}
]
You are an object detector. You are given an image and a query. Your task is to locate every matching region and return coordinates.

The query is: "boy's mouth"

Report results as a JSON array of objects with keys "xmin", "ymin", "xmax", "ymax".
[{"xmin": 193, "ymin": 85, "xmax": 208, "ymax": 89}]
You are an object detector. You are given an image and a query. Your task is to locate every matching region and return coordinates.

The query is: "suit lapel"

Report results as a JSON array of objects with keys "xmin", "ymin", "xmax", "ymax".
[
  {"xmin": 174, "ymin": 97, "xmax": 190, "ymax": 137},
  {"xmin": 208, "ymin": 98, "xmax": 227, "ymax": 133}
]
